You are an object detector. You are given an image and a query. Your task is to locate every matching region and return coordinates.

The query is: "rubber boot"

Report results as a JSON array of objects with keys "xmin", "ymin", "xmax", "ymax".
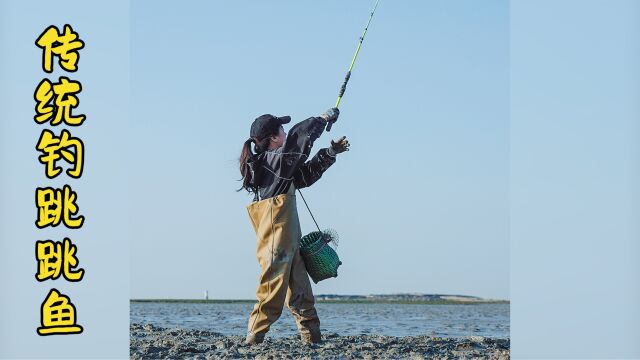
[
  {"xmin": 300, "ymin": 328, "xmax": 322, "ymax": 344},
  {"xmin": 244, "ymin": 332, "xmax": 265, "ymax": 345}
]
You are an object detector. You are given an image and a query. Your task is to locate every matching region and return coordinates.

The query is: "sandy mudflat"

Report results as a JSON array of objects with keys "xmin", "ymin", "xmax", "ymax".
[{"xmin": 131, "ymin": 323, "xmax": 509, "ymax": 359}]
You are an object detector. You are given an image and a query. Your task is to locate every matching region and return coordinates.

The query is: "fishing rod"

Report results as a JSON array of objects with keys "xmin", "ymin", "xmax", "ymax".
[{"xmin": 326, "ymin": 0, "xmax": 381, "ymax": 132}]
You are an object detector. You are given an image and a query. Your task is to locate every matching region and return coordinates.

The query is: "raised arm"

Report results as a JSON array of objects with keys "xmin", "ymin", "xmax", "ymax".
[
  {"xmin": 293, "ymin": 135, "xmax": 350, "ymax": 189},
  {"xmin": 293, "ymin": 148, "xmax": 336, "ymax": 189},
  {"xmin": 282, "ymin": 117, "xmax": 327, "ymax": 156},
  {"xmin": 282, "ymin": 108, "xmax": 339, "ymax": 156}
]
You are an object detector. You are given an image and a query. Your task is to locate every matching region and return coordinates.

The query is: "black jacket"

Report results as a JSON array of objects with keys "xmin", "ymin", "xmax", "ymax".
[{"xmin": 247, "ymin": 116, "xmax": 336, "ymax": 200}]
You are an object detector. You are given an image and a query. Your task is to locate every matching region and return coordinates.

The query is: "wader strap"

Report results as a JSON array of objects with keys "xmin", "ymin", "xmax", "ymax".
[{"xmin": 253, "ymin": 187, "xmax": 260, "ymax": 202}]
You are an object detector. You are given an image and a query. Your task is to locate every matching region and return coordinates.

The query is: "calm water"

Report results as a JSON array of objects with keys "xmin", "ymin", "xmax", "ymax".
[{"xmin": 131, "ymin": 302, "xmax": 509, "ymax": 338}]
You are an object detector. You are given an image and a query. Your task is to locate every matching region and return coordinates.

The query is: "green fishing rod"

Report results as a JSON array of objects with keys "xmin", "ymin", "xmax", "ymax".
[{"xmin": 326, "ymin": 0, "xmax": 381, "ymax": 132}]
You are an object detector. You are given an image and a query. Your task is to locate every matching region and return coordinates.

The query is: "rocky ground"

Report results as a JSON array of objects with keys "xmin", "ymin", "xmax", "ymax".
[{"xmin": 131, "ymin": 323, "xmax": 509, "ymax": 359}]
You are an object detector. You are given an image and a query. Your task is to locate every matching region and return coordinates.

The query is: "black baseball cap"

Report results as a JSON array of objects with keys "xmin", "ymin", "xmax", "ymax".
[{"xmin": 250, "ymin": 114, "xmax": 291, "ymax": 140}]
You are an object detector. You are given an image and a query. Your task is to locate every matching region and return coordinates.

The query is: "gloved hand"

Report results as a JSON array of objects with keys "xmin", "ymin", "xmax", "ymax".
[
  {"xmin": 327, "ymin": 136, "xmax": 350, "ymax": 156},
  {"xmin": 320, "ymin": 107, "xmax": 340, "ymax": 123}
]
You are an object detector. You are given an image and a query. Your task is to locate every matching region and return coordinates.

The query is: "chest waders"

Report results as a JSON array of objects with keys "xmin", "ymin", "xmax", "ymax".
[{"xmin": 245, "ymin": 187, "xmax": 321, "ymax": 344}]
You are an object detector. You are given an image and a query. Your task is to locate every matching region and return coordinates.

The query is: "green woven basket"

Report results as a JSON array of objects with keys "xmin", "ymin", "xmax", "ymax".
[{"xmin": 299, "ymin": 230, "xmax": 342, "ymax": 284}]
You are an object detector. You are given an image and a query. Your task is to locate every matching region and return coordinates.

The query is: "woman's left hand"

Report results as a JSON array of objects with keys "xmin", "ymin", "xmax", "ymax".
[{"xmin": 329, "ymin": 136, "xmax": 350, "ymax": 155}]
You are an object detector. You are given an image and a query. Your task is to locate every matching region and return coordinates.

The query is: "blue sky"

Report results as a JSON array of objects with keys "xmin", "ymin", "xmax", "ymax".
[
  {"xmin": 3, "ymin": 1, "xmax": 640, "ymax": 358},
  {"xmin": 129, "ymin": 0, "xmax": 509, "ymax": 300}
]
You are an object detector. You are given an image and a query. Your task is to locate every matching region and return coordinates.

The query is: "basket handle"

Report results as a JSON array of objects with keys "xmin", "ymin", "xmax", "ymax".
[{"xmin": 307, "ymin": 236, "xmax": 331, "ymax": 257}]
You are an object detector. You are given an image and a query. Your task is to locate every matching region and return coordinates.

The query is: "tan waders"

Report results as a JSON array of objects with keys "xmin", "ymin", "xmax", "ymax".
[{"xmin": 245, "ymin": 190, "xmax": 322, "ymax": 345}]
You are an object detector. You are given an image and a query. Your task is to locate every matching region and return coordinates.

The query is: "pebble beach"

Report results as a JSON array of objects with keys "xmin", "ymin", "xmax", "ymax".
[{"xmin": 130, "ymin": 323, "xmax": 510, "ymax": 359}]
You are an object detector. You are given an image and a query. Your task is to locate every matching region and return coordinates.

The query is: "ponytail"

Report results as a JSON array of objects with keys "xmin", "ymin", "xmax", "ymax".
[
  {"xmin": 238, "ymin": 128, "xmax": 279, "ymax": 194},
  {"xmin": 238, "ymin": 138, "xmax": 257, "ymax": 193}
]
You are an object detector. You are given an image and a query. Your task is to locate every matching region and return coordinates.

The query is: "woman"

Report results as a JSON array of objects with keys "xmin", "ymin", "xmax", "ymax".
[{"xmin": 238, "ymin": 108, "xmax": 350, "ymax": 344}]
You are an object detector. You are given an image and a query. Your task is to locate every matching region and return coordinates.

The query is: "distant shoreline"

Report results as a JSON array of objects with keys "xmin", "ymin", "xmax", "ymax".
[
  {"xmin": 131, "ymin": 293, "xmax": 509, "ymax": 305},
  {"xmin": 130, "ymin": 299, "xmax": 509, "ymax": 305}
]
